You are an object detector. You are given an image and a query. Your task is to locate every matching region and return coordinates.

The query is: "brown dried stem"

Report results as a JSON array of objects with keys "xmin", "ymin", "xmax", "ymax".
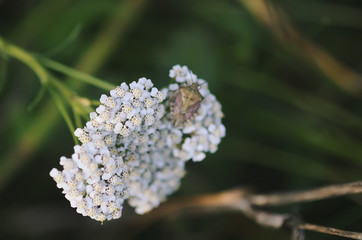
[
  {"xmin": 142, "ymin": 181, "xmax": 362, "ymax": 239},
  {"xmin": 250, "ymin": 181, "xmax": 362, "ymax": 206},
  {"xmin": 296, "ymin": 223, "xmax": 362, "ymax": 240},
  {"xmin": 239, "ymin": 0, "xmax": 362, "ymax": 94}
]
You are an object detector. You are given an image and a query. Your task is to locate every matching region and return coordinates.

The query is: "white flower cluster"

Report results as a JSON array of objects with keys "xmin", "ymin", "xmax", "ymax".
[
  {"xmin": 167, "ymin": 65, "xmax": 226, "ymax": 162},
  {"xmin": 50, "ymin": 66, "xmax": 225, "ymax": 222},
  {"xmin": 123, "ymin": 65, "xmax": 226, "ymax": 213},
  {"xmin": 50, "ymin": 78, "xmax": 168, "ymax": 221},
  {"xmin": 50, "ymin": 143, "xmax": 128, "ymax": 222},
  {"xmin": 126, "ymin": 146, "xmax": 186, "ymax": 214}
]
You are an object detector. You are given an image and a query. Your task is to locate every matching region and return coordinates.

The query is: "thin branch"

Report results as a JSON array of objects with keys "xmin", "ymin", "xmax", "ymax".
[
  {"xmin": 140, "ymin": 182, "xmax": 362, "ymax": 239},
  {"xmin": 140, "ymin": 188, "xmax": 249, "ymax": 221},
  {"xmin": 296, "ymin": 223, "xmax": 362, "ymax": 240},
  {"xmin": 229, "ymin": 199, "xmax": 289, "ymax": 229},
  {"xmin": 250, "ymin": 181, "xmax": 362, "ymax": 206}
]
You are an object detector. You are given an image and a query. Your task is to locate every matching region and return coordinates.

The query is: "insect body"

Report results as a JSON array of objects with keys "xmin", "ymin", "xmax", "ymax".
[{"xmin": 171, "ymin": 82, "xmax": 204, "ymax": 127}]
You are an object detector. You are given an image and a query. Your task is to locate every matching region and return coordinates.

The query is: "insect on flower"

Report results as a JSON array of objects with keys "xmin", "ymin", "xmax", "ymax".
[{"xmin": 170, "ymin": 81, "xmax": 204, "ymax": 128}]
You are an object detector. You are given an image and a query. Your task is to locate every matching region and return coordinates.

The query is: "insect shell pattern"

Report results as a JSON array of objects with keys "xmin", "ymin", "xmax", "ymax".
[{"xmin": 170, "ymin": 70, "xmax": 204, "ymax": 128}]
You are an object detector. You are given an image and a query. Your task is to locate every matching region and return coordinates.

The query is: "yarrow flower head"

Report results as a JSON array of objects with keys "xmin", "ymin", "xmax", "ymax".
[
  {"xmin": 165, "ymin": 65, "xmax": 226, "ymax": 162},
  {"xmin": 49, "ymin": 143, "xmax": 128, "ymax": 222},
  {"xmin": 50, "ymin": 66, "xmax": 225, "ymax": 222},
  {"xmin": 50, "ymin": 78, "xmax": 166, "ymax": 221}
]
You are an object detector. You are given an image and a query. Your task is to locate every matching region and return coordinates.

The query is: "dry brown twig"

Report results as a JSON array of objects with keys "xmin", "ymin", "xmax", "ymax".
[
  {"xmin": 239, "ymin": 0, "xmax": 362, "ymax": 94},
  {"xmin": 142, "ymin": 181, "xmax": 362, "ymax": 239},
  {"xmin": 250, "ymin": 181, "xmax": 362, "ymax": 207},
  {"xmin": 225, "ymin": 1, "xmax": 362, "ymax": 237}
]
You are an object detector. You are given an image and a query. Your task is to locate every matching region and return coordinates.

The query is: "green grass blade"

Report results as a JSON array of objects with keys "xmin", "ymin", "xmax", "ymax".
[
  {"xmin": 37, "ymin": 55, "xmax": 116, "ymax": 91},
  {"xmin": 48, "ymin": 86, "xmax": 78, "ymax": 145},
  {"xmin": 45, "ymin": 23, "xmax": 83, "ymax": 57},
  {"xmin": 27, "ymin": 86, "xmax": 47, "ymax": 111}
]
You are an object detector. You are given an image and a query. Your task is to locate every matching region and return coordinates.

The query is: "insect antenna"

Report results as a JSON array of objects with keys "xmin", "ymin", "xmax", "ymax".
[
  {"xmin": 186, "ymin": 70, "xmax": 197, "ymax": 85},
  {"xmin": 186, "ymin": 69, "xmax": 208, "ymax": 87}
]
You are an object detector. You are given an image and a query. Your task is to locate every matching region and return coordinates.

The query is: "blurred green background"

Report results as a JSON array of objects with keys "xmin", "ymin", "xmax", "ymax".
[{"xmin": 1, "ymin": 0, "xmax": 362, "ymax": 239}]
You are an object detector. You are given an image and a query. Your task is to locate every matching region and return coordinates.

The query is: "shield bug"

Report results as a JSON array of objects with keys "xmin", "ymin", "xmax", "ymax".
[{"xmin": 170, "ymin": 82, "xmax": 204, "ymax": 127}]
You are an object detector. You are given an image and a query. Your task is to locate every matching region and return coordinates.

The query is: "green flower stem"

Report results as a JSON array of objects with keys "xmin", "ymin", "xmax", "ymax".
[
  {"xmin": 48, "ymin": 86, "xmax": 78, "ymax": 144},
  {"xmin": 0, "ymin": 36, "xmax": 82, "ymax": 138},
  {"xmin": 0, "ymin": 36, "xmax": 48, "ymax": 85},
  {"xmin": 0, "ymin": 36, "xmax": 115, "ymax": 92},
  {"xmin": 50, "ymin": 76, "xmax": 74, "ymax": 98},
  {"xmin": 71, "ymin": 96, "xmax": 94, "ymax": 126},
  {"xmin": 37, "ymin": 55, "xmax": 116, "ymax": 91},
  {"xmin": 0, "ymin": 36, "xmax": 86, "ymax": 144},
  {"xmin": 27, "ymin": 85, "xmax": 47, "ymax": 111},
  {"xmin": 50, "ymin": 78, "xmax": 86, "ymax": 132},
  {"xmin": 0, "ymin": 35, "xmax": 89, "ymax": 140},
  {"xmin": 0, "ymin": 36, "xmax": 79, "ymax": 100},
  {"xmin": 73, "ymin": 106, "xmax": 83, "ymax": 129},
  {"xmin": 0, "ymin": 0, "xmax": 147, "ymax": 191},
  {"xmin": 90, "ymin": 100, "xmax": 101, "ymax": 106}
]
